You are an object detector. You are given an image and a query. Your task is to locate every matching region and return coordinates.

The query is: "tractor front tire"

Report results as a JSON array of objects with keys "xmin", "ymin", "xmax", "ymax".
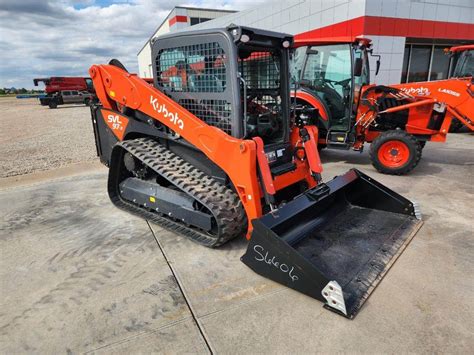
[
  {"xmin": 48, "ymin": 100, "xmax": 58, "ymax": 109},
  {"xmin": 369, "ymin": 130, "xmax": 422, "ymax": 175}
]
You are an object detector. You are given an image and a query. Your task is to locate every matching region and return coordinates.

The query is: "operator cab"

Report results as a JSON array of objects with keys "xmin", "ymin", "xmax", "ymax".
[
  {"xmin": 291, "ymin": 39, "xmax": 372, "ymax": 148},
  {"xmin": 451, "ymin": 48, "xmax": 474, "ymax": 78},
  {"xmin": 152, "ymin": 25, "xmax": 295, "ymax": 182}
]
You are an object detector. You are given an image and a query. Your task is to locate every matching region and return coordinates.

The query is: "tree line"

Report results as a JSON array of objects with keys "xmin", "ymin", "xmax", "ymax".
[{"xmin": 0, "ymin": 88, "xmax": 44, "ymax": 95}]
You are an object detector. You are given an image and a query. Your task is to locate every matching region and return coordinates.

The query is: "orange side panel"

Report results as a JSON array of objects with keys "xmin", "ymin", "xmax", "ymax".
[{"xmin": 101, "ymin": 109, "xmax": 129, "ymax": 140}]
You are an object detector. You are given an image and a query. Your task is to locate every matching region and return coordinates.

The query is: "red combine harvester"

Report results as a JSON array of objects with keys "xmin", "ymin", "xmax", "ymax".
[
  {"xmin": 33, "ymin": 76, "xmax": 95, "ymax": 108},
  {"xmin": 290, "ymin": 35, "xmax": 473, "ymax": 174}
]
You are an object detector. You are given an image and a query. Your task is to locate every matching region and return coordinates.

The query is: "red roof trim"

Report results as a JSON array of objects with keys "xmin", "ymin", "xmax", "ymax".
[
  {"xmin": 169, "ymin": 15, "xmax": 188, "ymax": 26},
  {"xmin": 296, "ymin": 15, "xmax": 474, "ymax": 41}
]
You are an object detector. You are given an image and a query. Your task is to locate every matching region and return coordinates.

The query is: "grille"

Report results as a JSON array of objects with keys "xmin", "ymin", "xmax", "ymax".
[
  {"xmin": 239, "ymin": 51, "xmax": 282, "ymax": 117},
  {"xmin": 179, "ymin": 99, "xmax": 232, "ymax": 134},
  {"xmin": 156, "ymin": 42, "xmax": 226, "ymax": 93},
  {"xmin": 239, "ymin": 51, "xmax": 280, "ymax": 89}
]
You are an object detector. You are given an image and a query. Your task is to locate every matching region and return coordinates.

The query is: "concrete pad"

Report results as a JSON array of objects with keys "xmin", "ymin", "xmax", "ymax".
[
  {"xmin": 151, "ymin": 133, "xmax": 474, "ymax": 353},
  {"xmin": 1, "ymin": 133, "xmax": 473, "ymax": 353},
  {"xmin": 148, "ymin": 227, "xmax": 284, "ymax": 318},
  {"xmin": 0, "ymin": 173, "xmax": 207, "ymax": 353},
  {"xmin": 90, "ymin": 319, "xmax": 209, "ymax": 354}
]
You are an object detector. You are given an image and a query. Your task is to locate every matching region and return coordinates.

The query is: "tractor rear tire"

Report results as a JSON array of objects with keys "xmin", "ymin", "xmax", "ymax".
[
  {"xmin": 369, "ymin": 130, "xmax": 422, "ymax": 175},
  {"xmin": 48, "ymin": 100, "xmax": 58, "ymax": 109}
]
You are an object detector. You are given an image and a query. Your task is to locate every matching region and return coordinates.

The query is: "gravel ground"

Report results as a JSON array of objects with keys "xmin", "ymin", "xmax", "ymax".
[{"xmin": 0, "ymin": 97, "xmax": 97, "ymax": 178}]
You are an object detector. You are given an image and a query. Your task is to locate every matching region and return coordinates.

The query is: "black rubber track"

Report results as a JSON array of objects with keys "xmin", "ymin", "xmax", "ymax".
[
  {"xmin": 369, "ymin": 130, "xmax": 422, "ymax": 175},
  {"xmin": 108, "ymin": 138, "xmax": 247, "ymax": 247}
]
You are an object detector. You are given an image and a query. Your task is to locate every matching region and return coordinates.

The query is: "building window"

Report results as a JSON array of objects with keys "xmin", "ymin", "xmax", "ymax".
[
  {"xmin": 401, "ymin": 45, "xmax": 411, "ymax": 83},
  {"xmin": 190, "ymin": 17, "xmax": 212, "ymax": 26},
  {"xmin": 430, "ymin": 46, "xmax": 450, "ymax": 81},
  {"xmin": 401, "ymin": 43, "xmax": 455, "ymax": 83},
  {"xmin": 407, "ymin": 45, "xmax": 431, "ymax": 82}
]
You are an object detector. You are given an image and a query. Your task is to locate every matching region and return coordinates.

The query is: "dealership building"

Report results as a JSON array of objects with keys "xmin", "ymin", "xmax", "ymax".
[{"xmin": 138, "ymin": 0, "xmax": 474, "ymax": 85}]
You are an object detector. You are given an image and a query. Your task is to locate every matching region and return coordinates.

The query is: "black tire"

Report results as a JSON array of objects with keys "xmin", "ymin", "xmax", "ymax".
[
  {"xmin": 369, "ymin": 130, "xmax": 422, "ymax": 175},
  {"xmin": 84, "ymin": 98, "xmax": 91, "ymax": 106},
  {"xmin": 418, "ymin": 140, "xmax": 426, "ymax": 149},
  {"xmin": 48, "ymin": 100, "xmax": 58, "ymax": 109}
]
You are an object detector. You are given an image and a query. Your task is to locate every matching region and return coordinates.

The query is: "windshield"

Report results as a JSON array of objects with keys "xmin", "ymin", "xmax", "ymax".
[
  {"xmin": 293, "ymin": 44, "xmax": 353, "ymax": 130},
  {"xmin": 303, "ymin": 44, "xmax": 352, "ymax": 94},
  {"xmin": 453, "ymin": 49, "xmax": 474, "ymax": 77}
]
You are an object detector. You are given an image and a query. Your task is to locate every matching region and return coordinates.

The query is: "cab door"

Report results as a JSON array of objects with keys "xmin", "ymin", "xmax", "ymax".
[{"xmin": 70, "ymin": 91, "xmax": 81, "ymax": 103}]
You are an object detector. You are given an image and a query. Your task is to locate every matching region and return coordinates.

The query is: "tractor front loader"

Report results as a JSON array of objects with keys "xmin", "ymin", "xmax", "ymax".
[
  {"xmin": 291, "ymin": 36, "xmax": 473, "ymax": 175},
  {"xmin": 90, "ymin": 26, "xmax": 422, "ymax": 318}
]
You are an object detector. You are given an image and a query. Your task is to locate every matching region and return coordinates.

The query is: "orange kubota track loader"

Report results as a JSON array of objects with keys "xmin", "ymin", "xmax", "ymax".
[
  {"xmin": 291, "ymin": 35, "xmax": 474, "ymax": 175},
  {"xmin": 89, "ymin": 26, "xmax": 422, "ymax": 318}
]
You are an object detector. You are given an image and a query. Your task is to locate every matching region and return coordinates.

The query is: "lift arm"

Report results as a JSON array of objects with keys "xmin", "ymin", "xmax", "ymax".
[{"xmin": 89, "ymin": 64, "xmax": 264, "ymax": 231}]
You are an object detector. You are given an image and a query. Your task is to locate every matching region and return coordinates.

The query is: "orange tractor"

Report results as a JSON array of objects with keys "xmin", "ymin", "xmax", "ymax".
[
  {"xmin": 89, "ymin": 26, "xmax": 422, "ymax": 318},
  {"xmin": 291, "ymin": 36, "xmax": 473, "ymax": 175}
]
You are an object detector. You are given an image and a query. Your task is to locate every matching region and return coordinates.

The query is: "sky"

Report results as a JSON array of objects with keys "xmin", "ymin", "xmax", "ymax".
[{"xmin": 0, "ymin": 0, "xmax": 265, "ymax": 89}]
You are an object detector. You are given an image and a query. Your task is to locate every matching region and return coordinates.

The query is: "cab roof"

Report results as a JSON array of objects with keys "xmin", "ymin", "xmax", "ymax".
[
  {"xmin": 292, "ymin": 35, "xmax": 372, "ymax": 48},
  {"xmin": 450, "ymin": 44, "xmax": 474, "ymax": 52}
]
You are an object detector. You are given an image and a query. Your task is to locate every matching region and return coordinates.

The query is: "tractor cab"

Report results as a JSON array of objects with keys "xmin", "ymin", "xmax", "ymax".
[
  {"xmin": 449, "ymin": 45, "xmax": 474, "ymax": 78},
  {"xmin": 291, "ymin": 37, "xmax": 375, "ymax": 148}
]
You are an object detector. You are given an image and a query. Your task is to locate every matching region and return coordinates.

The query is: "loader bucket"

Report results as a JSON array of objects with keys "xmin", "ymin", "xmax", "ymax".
[{"xmin": 241, "ymin": 169, "xmax": 422, "ymax": 319}]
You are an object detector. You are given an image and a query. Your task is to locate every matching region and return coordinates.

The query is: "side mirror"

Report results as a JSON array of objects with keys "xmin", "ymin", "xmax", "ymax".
[
  {"xmin": 354, "ymin": 58, "xmax": 363, "ymax": 77},
  {"xmin": 368, "ymin": 50, "xmax": 382, "ymax": 76}
]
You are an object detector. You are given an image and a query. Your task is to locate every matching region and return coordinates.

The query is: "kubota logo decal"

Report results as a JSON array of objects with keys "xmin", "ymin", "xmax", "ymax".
[
  {"xmin": 438, "ymin": 88, "xmax": 460, "ymax": 97},
  {"xmin": 400, "ymin": 87, "xmax": 431, "ymax": 96},
  {"xmin": 150, "ymin": 95, "xmax": 184, "ymax": 130},
  {"xmin": 253, "ymin": 244, "xmax": 299, "ymax": 282}
]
